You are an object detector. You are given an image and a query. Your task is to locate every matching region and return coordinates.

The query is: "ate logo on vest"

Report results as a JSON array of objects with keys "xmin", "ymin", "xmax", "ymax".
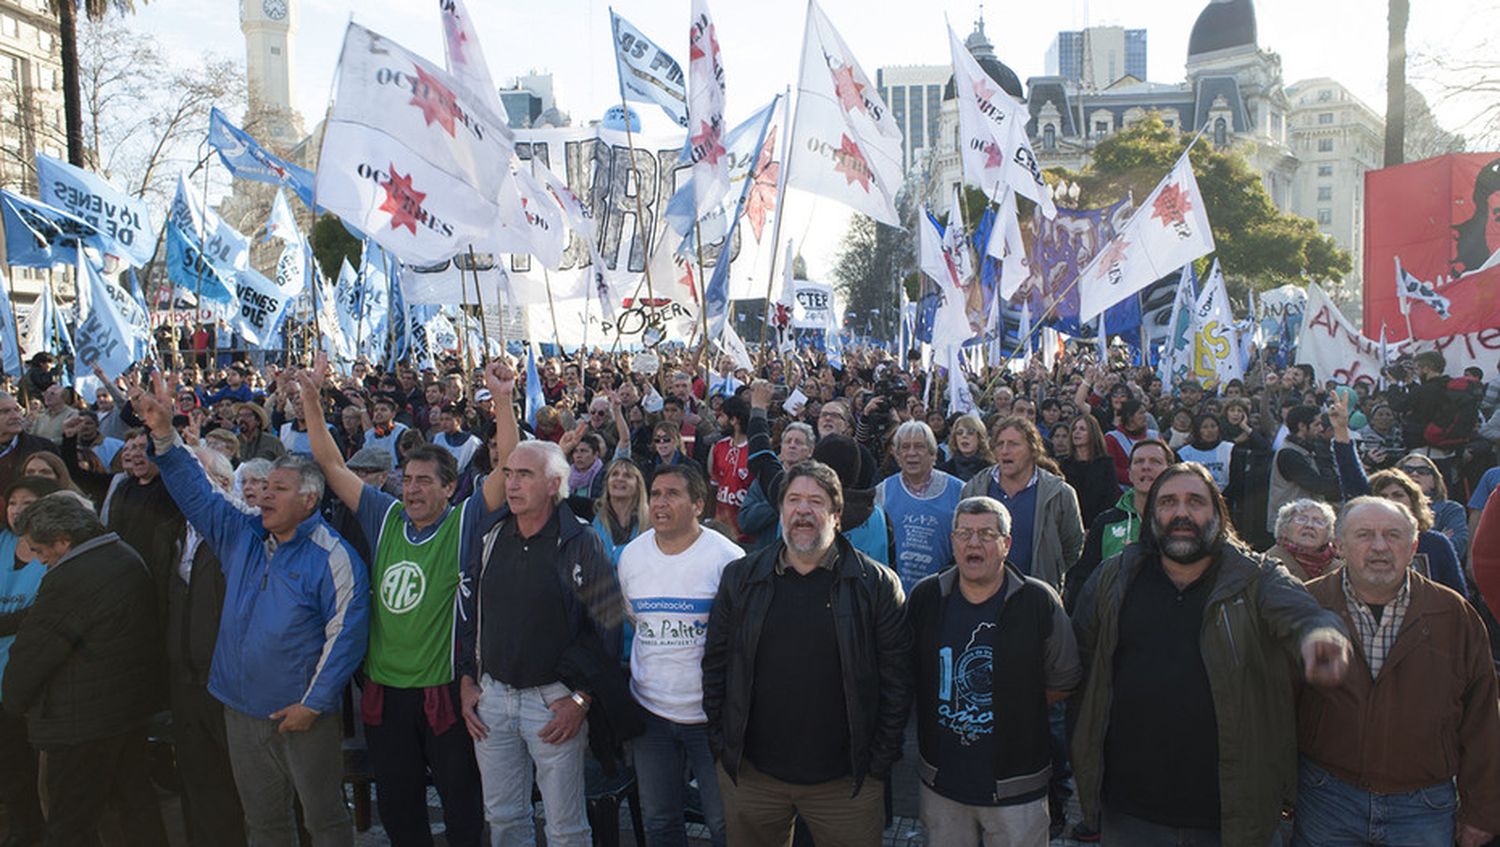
[{"xmin": 380, "ymin": 561, "xmax": 427, "ymax": 614}]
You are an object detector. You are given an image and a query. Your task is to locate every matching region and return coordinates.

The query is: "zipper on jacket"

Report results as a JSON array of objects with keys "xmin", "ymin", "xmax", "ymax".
[{"xmin": 1218, "ymin": 604, "xmax": 1240, "ymax": 665}]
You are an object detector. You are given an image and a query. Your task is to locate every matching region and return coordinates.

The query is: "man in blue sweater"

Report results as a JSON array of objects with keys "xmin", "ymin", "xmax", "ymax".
[{"xmin": 134, "ymin": 371, "xmax": 369, "ymax": 847}]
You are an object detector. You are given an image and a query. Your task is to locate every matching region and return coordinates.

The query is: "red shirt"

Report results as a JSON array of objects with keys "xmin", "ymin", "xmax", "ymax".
[{"xmin": 710, "ymin": 437, "xmax": 751, "ymax": 541}]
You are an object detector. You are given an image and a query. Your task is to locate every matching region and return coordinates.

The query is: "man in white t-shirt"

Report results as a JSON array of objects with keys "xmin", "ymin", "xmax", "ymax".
[{"xmin": 618, "ymin": 463, "xmax": 742, "ymax": 847}]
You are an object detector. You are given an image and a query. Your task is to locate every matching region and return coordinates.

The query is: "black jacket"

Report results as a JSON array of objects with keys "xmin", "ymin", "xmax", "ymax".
[
  {"xmin": 909, "ymin": 565, "xmax": 1080, "ymax": 803},
  {"xmin": 2, "ymin": 533, "xmax": 161, "ymax": 747},
  {"xmin": 702, "ymin": 535, "xmax": 913, "ymax": 792},
  {"xmin": 165, "ymin": 535, "xmax": 226, "ymax": 686},
  {"xmin": 465, "ymin": 500, "xmax": 641, "ymax": 772}
]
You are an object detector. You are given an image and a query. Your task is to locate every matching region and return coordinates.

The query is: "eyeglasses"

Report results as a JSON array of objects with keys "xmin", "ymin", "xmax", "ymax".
[
  {"xmin": 952, "ymin": 528, "xmax": 1004, "ymax": 542},
  {"xmin": 1398, "ymin": 465, "xmax": 1434, "ymax": 477},
  {"xmin": 1290, "ymin": 514, "xmax": 1330, "ymax": 527}
]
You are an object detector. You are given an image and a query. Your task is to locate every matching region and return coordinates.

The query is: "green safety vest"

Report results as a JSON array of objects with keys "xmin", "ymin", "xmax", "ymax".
[{"xmin": 366, "ymin": 503, "xmax": 464, "ymax": 688}]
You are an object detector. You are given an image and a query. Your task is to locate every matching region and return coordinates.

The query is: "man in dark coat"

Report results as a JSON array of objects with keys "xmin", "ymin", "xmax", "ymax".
[{"xmin": 3, "ymin": 492, "xmax": 168, "ymax": 845}]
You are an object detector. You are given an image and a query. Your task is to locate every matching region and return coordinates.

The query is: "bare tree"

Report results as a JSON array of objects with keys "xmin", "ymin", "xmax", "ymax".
[
  {"xmin": 76, "ymin": 16, "xmax": 244, "ymax": 207},
  {"xmin": 1411, "ymin": 51, "xmax": 1500, "ymax": 151},
  {"xmin": 1403, "ymin": 84, "xmax": 1466, "ymax": 161}
]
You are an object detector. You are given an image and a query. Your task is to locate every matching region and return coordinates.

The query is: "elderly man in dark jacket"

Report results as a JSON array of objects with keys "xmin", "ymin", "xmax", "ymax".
[
  {"xmin": 703, "ymin": 459, "xmax": 913, "ymax": 847},
  {"xmin": 3, "ymin": 491, "xmax": 168, "ymax": 845}
]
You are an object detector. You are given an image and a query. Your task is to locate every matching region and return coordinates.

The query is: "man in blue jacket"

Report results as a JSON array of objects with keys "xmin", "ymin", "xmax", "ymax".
[{"xmin": 134, "ymin": 371, "xmax": 369, "ymax": 847}]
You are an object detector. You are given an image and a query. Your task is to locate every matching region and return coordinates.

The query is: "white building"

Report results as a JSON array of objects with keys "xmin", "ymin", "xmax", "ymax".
[
  {"xmin": 0, "ymin": 0, "xmax": 66, "ymax": 302},
  {"xmin": 240, "ymin": 0, "xmax": 303, "ymax": 148},
  {"xmin": 1285, "ymin": 78, "xmax": 1384, "ymax": 286}
]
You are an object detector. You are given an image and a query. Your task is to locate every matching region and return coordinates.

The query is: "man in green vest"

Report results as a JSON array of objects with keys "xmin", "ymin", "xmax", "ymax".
[
  {"xmin": 1064, "ymin": 439, "xmax": 1175, "ymax": 614},
  {"xmin": 291, "ymin": 354, "xmax": 519, "ymax": 847}
]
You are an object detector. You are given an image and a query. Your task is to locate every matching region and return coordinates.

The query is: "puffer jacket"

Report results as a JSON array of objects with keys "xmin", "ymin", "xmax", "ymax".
[
  {"xmin": 1070, "ymin": 542, "xmax": 1346, "ymax": 847},
  {"xmin": 959, "ymin": 465, "xmax": 1085, "ymax": 590},
  {"xmin": 2, "ymin": 534, "xmax": 160, "ymax": 746},
  {"xmin": 702, "ymin": 535, "xmax": 913, "ymax": 793},
  {"xmin": 151, "ymin": 437, "xmax": 369, "ymax": 717}
]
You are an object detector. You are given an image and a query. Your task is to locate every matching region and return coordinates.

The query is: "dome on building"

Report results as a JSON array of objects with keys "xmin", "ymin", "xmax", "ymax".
[
  {"xmin": 1188, "ymin": 0, "xmax": 1257, "ymax": 58},
  {"xmin": 944, "ymin": 16, "xmax": 1024, "ymax": 101}
]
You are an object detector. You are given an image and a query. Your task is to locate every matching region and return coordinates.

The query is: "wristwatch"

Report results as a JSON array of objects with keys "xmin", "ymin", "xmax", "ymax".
[{"xmin": 570, "ymin": 691, "xmax": 590, "ymax": 712}]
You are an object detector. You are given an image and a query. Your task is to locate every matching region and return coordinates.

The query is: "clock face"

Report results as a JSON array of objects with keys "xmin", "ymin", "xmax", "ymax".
[{"xmin": 262, "ymin": 0, "xmax": 287, "ymax": 21}]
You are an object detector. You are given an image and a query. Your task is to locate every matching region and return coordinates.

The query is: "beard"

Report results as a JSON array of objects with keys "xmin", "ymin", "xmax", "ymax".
[{"xmin": 1155, "ymin": 514, "xmax": 1221, "ymax": 563}]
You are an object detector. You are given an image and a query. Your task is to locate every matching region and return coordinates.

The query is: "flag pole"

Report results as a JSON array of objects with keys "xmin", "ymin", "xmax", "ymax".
[
  {"xmin": 759, "ymin": 79, "xmax": 798, "ymax": 349},
  {"xmin": 457, "ymin": 256, "xmax": 472, "ymax": 374},
  {"xmin": 467, "ymin": 246, "xmax": 491, "ymax": 358},
  {"xmin": 541, "ymin": 267, "xmax": 564, "ymax": 352}
]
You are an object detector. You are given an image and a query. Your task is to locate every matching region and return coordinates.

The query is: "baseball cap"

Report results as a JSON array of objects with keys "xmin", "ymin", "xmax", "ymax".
[{"xmin": 347, "ymin": 447, "xmax": 393, "ymax": 472}]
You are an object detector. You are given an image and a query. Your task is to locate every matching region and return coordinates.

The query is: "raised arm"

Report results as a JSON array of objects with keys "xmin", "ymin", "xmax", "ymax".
[
  {"xmin": 292, "ymin": 363, "xmax": 362, "ymax": 510},
  {"xmin": 482, "ymin": 357, "xmax": 518, "ymax": 512}
]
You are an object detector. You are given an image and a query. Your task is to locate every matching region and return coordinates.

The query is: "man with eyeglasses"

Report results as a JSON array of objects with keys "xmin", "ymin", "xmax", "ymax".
[{"xmin": 907, "ymin": 496, "xmax": 1079, "ymax": 845}]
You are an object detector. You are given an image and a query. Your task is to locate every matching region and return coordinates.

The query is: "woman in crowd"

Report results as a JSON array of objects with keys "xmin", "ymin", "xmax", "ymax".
[
  {"xmin": 1221, "ymin": 397, "xmax": 1273, "ymax": 550},
  {"xmin": 1263, "ymin": 499, "xmax": 1342, "ymax": 582},
  {"xmin": 18, "ymin": 452, "xmax": 86, "ymax": 498},
  {"xmin": 1061, "ymin": 413, "xmax": 1118, "ymax": 529},
  {"xmin": 1103, "ymin": 398, "xmax": 1157, "ymax": 486},
  {"xmin": 0, "ymin": 476, "xmax": 60, "ymax": 847},
  {"xmin": 1178, "ymin": 413, "xmax": 1235, "ymax": 491},
  {"xmin": 1395, "ymin": 453, "xmax": 1469, "ymax": 560},
  {"xmin": 567, "ymin": 433, "xmax": 608, "ymax": 501},
  {"xmin": 1367, "ymin": 467, "xmax": 1469, "ymax": 596},
  {"xmin": 636, "ymin": 420, "xmax": 699, "ymax": 484},
  {"xmin": 1165, "ymin": 407, "xmax": 1195, "ymax": 450},
  {"xmin": 1355, "ymin": 402, "xmax": 1404, "ymax": 471},
  {"xmin": 590, "ymin": 458, "xmax": 649, "ymax": 570},
  {"xmin": 939, "ymin": 413, "xmax": 993, "ymax": 484}
]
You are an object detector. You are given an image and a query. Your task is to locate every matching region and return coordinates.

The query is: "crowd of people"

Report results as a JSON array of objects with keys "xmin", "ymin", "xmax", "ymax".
[{"xmin": 2, "ymin": 338, "xmax": 1500, "ymax": 847}]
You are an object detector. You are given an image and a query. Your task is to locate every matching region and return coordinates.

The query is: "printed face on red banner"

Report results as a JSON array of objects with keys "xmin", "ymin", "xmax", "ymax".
[{"xmin": 1364, "ymin": 153, "xmax": 1500, "ymax": 340}]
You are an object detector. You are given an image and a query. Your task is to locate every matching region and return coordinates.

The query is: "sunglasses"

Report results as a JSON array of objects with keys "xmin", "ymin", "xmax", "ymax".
[
  {"xmin": 654, "ymin": 437, "xmax": 674, "ymax": 444},
  {"xmin": 1397, "ymin": 465, "xmax": 1434, "ymax": 477}
]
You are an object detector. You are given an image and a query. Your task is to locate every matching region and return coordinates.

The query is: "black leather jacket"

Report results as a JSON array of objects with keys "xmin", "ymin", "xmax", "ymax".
[{"xmin": 702, "ymin": 535, "xmax": 913, "ymax": 792}]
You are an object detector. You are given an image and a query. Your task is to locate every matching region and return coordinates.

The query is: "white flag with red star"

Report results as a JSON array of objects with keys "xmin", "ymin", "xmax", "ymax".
[
  {"xmin": 683, "ymin": 0, "xmax": 729, "ymax": 220},
  {"xmin": 438, "ymin": 0, "xmax": 514, "ymax": 146},
  {"xmin": 787, "ymin": 0, "xmax": 904, "ymax": 226},
  {"xmin": 317, "ymin": 23, "xmax": 509, "ymax": 264},
  {"xmin": 948, "ymin": 23, "xmax": 1054, "ymax": 217},
  {"xmin": 1077, "ymin": 153, "xmax": 1215, "ymax": 322}
]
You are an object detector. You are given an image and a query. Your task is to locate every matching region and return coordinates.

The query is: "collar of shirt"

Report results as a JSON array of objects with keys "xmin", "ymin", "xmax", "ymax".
[
  {"xmin": 775, "ymin": 541, "xmax": 839, "ymax": 575},
  {"xmin": 991, "ymin": 465, "xmax": 1040, "ymax": 492},
  {"xmin": 1340, "ymin": 567, "xmax": 1412, "ymax": 674}
]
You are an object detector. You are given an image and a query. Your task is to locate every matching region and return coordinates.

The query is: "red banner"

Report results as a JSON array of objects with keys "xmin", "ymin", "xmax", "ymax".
[{"xmin": 1364, "ymin": 153, "xmax": 1500, "ymax": 340}]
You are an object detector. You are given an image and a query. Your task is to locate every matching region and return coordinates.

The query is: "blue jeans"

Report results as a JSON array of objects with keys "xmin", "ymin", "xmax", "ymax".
[
  {"xmin": 632, "ymin": 710, "xmax": 726, "ymax": 847},
  {"xmin": 1292, "ymin": 758, "xmax": 1455, "ymax": 847},
  {"xmin": 472, "ymin": 676, "xmax": 591, "ymax": 847}
]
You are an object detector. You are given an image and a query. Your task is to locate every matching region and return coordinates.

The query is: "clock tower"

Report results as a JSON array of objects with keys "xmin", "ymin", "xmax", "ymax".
[{"xmin": 240, "ymin": 0, "xmax": 304, "ymax": 149}]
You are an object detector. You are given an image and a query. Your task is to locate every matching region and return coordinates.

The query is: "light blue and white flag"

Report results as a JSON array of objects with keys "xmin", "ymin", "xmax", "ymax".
[
  {"xmin": 35, "ymin": 153, "xmax": 154, "ymax": 267},
  {"xmin": 610, "ymin": 9, "xmax": 689, "ymax": 128},
  {"xmin": 165, "ymin": 218, "xmax": 238, "ymax": 304},
  {"xmin": 699, "ymin": 97, "xmax": 780, "ymax": 339},
  {"xmin": 207, "ymin": 107, "xmax": 316, "ymax": 208},
  {"xmin": 73, "ymin": 259, "xmax": 149, "ymax": 396},
  {"xmin": 231, "ymin": 265, "xmax": 296, "ymax": 348},
  {"xmin": 1159, "ymin": 264, "xmax": 1197, "ymax": 393},
  {"xmin": 356, "ymin": 243, "xmax": 392, "ymax": 365},
  {"xmin": 524, "ymin": 342, "xmax": 544, "ymax": 427},
  {"xmin": 1, "ymin": 190, "xmax": 99, "ymax": 269},
  {"xmin": 169, "ymin": 173, "xmax": 250, "ymax": 277},
  {"xmin": 0, "ymin": 268, "xmax": 20, "ymax": 376},
  {"xmin": 265, "ymin": 188, "xmax": 299, "ymax": 243}
]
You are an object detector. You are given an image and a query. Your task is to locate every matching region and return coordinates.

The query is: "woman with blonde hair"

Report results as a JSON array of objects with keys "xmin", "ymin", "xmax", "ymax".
[
  {"xmin": 939, "ymin": 413, "xmax": 993, "ymax": 483},
  {"xmin": 1393, "ymin": 453, "xmax": 1468, "ymax": 558},
  {"xmin": 590, "ymin": 457, "xmax": 650, "ymax": 663}
]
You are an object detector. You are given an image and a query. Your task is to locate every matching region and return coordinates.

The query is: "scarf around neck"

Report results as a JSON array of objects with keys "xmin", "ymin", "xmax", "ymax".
[{"xmin": 1283, "ymin": 539, "xmax": 1337, "ymax": 578}]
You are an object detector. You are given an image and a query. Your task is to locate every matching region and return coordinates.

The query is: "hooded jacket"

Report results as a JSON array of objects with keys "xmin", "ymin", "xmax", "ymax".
[
  {"xmin": 151, "ymin": 436, "xmax": 369, "ymax": 717},
  {"xmin": 959, "ymin": 465, "xmax": 1085, "ymax": 590}
]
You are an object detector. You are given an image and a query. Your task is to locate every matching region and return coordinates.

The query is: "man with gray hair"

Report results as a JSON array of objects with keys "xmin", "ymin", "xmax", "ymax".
[
  {"xmin": 878, "ymin": 420, "xmax": 966, "ymax": 593},
  {"xmin": 908, "ymin": 496, "xmax": 1080, "ymax": 844},
  {"xmin": 134, "ymin": 373, "xmax": 369, "ymax": 846},
  {"xmin": 1294, "ymin": 496, "xmax": 1500, "ymax": 847},
  {"xmin": 3, "ymin": 492, "xmax": 169, "ymax": 844},
  {"xmin": 458, "ymin": 429, "xmax": 627, "ymax": 846}
]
